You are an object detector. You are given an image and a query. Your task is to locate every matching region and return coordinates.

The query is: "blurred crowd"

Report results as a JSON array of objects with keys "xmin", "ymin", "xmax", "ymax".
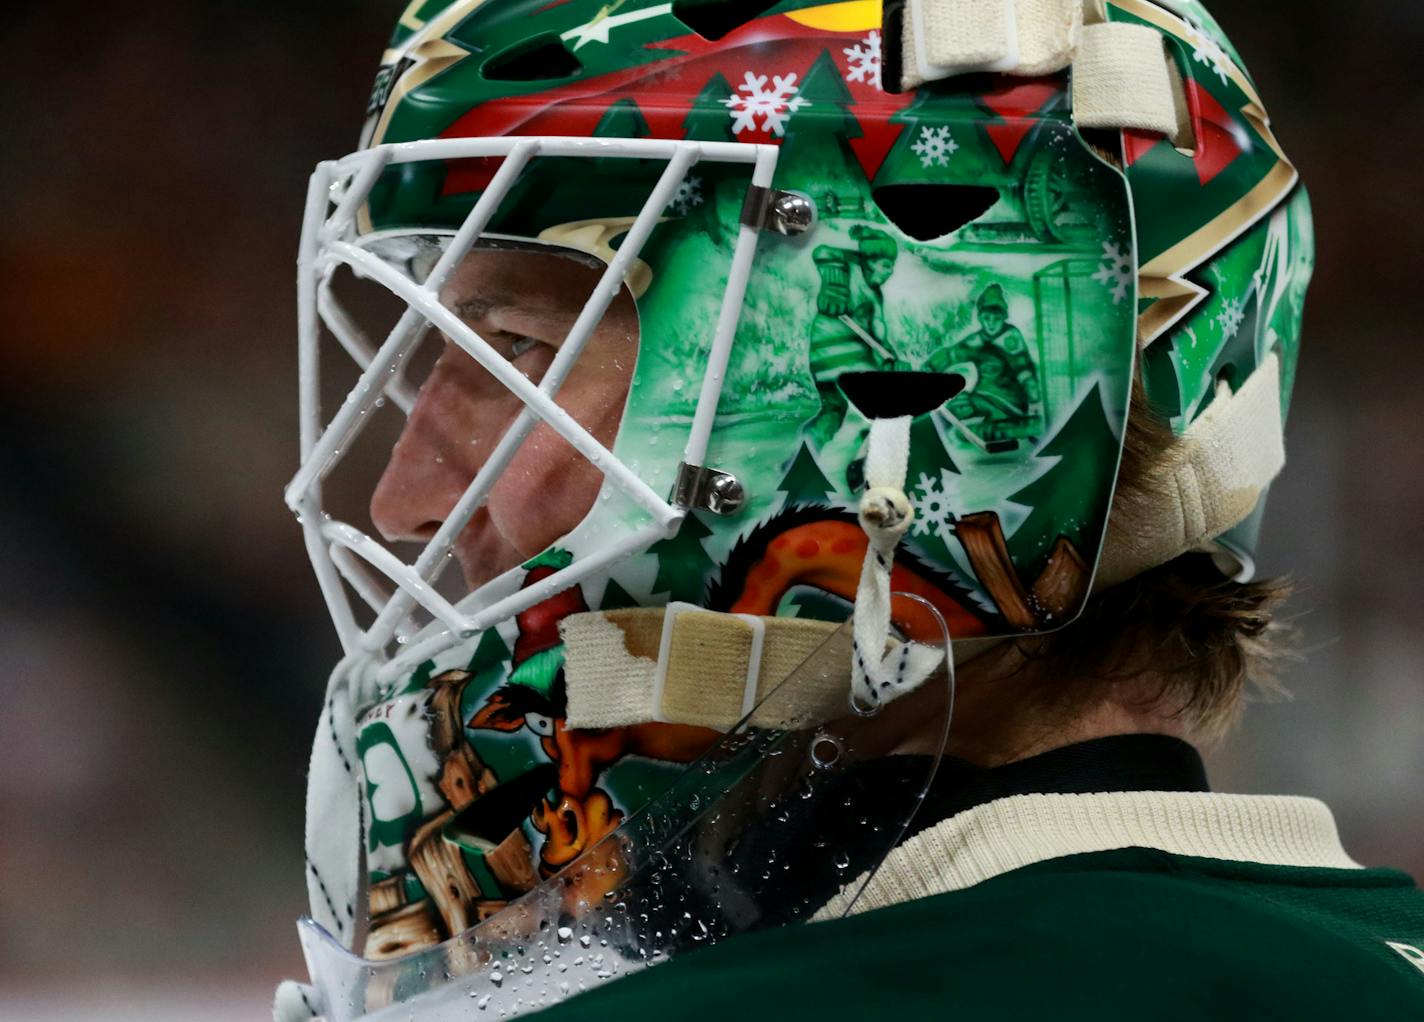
[{"xmin": 0, "ymin": 0, "xmax": 1420, "ymax": 1013}]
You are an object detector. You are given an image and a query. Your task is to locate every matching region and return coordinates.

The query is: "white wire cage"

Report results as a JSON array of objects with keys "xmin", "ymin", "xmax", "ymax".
[{"xmin": 288, "ymin": 136, "xmax": 780, "ymax": 683}]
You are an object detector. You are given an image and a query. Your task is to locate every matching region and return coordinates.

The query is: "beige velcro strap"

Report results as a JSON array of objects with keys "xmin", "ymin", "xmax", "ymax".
[
  {"xmin": 560, "ymin": 607, "xmax": 851, "ymax": 732},
  {"xmin": 1097, "ymin": 353, "xmax": 1286, "ymax": 589},
  {"xmin": 901, "ymin": 0, "xmax": 1082, "ymax": 90},
  {"xmin": 1072, "ymin": 21, "xmax": 1180, "ymax": 136}
]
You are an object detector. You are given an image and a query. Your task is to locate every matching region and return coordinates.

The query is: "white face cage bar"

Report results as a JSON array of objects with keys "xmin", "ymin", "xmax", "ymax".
[{"xmin": 288, "ymin": 136, "xmax": 781, "ymax": 684}]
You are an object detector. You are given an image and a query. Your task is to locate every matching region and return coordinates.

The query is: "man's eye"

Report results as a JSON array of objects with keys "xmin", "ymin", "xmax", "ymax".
[
  {"xmin": 509, "ymin": 335, "xmax": 539, "ymax": 359},
  {"xmin": 525, "ymin": 712, "xmax": 555, "ymax": 737}
]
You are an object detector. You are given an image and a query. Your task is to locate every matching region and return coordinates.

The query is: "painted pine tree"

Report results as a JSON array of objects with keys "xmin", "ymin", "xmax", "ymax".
[
  {"xmin": 783, "ymin": 50, "xmax": 867, "ymax": 218},
  {"xmin": 880, "ymin": 86, "xmax": 1000, "ymax": 186},
  {"xmin": 593, "ymin": 98, "xmax": 653, "ymax": 177},
  {"xmin": 598, "ymin": 578, "xmax": 640, "ymax": 611},
  {"xmin": 908, "ymin": 413, "xmax": 960, "ymax": 480},
  {"xmin": 777, "ymin": 442, "xmax": 836, "ymax": 506},
  {"xmin": 594, "ymin": 97, "xmax": 651, "ymax": 140},
  {"xmin": 464, "ymin": 626, "xmax": 511, "ymax": 676},
  {"xmin": 682, "ymin": 73, "xmax": 737, "ymax": 142},
  {"xmin": 648, "ymin": 513, "xmax": 718, "ymax": 603},
  {"xmin": 903, "ymin": 414, "xmax": 965, "ymax": 559},
  {"xmin": 795, "ymin": 50, "xmax": 862, "ymax": 145},
  {"xmin": 1005, "ymin": 383, "xmax": 1120, "ymax": 576}
]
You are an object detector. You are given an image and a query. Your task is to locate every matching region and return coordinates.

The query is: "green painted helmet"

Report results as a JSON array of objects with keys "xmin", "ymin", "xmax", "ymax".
[{"xmin": 280, "ymin": 0, "xmax": 1311, "ymax": 1017}]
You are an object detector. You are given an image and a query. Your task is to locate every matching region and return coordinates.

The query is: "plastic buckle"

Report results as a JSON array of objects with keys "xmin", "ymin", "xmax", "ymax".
[
  {"xmin": 651, "ymin": 602, "xmax": 766, "ymax": 729},
  {"xmin": 734, "ymin": 613, "xmax": 767, "ymax": 726}
]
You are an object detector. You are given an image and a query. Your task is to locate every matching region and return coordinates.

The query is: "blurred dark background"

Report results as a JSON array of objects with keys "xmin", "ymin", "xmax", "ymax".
[{"xmin": 1, "ymin": 1, "xmax": 1420, "ymax": 1016}]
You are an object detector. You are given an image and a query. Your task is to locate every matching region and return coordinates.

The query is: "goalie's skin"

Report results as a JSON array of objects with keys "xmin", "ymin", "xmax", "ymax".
[{"xmin": 370, "ymin": 247, "xmax": 639, "ymax": 590}]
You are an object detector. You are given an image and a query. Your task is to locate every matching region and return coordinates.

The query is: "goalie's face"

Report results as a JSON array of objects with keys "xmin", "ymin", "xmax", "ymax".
[{"xmin": 369, "ymin": 247, "xmax": 639, "ymax": 589}]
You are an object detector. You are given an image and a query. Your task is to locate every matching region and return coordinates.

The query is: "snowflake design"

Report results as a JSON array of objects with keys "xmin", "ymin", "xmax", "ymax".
[
  {"xmin": 1091, "ymin": 241, "xmax": 1134, "ymax": 305},
  {"xmin": 721, "ymin": 71, "xmax": 810, "ymax": 137},
  {"xmin": 911, "ymin": 125, "xmax": 959, "ymax": 168},
  {"xmin": 843, "ymin": 30, "xmax": 882, "ymax": 90},
  {"xmin": 669, "ymin": 175, "xmax": 703, "ymax": 216},
  {"xmin": 911, "ymin": 470, "xmax": 956, "ymax": 542},
  {"xmin": 1185, "ymin": 18, "xmax": 1230, "ymax": 85},
  {"xmin": 1216, "ymin": 295, "xmax": 1246, "ymax": 339}
]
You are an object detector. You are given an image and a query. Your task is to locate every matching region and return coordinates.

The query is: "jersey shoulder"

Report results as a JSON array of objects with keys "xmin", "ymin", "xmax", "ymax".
[{"xmin": 529, "ymin": 849, "xmax": 1424, "ymax": 1022}]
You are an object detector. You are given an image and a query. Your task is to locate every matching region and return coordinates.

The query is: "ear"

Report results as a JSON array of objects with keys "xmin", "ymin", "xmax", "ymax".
[{"xmin": 468, "ymin": 691, "xmax": 526, "ymax": 733}]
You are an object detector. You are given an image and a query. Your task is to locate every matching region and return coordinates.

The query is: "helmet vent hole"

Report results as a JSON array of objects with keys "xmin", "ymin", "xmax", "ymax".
[
  {"xmin": 871, "ymin": 184, "xmax": 1000, "ymax": 242},
  {"xmin": 482, "ymin": 34, "xmax": 582, "ymax": 82},
  {"xmin": 672, "ymin": 0, "xmax": 781, "ymax": 41},
  {"xmin": 839, "ymin": 371, "xmax": 968, "ymax": 420},
  {"xmin": 881, "ymin": 0, "xmax": 906, "ymax": 93}
]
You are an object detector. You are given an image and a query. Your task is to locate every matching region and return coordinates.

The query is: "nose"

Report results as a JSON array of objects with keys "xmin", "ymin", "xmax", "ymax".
[{"xmin": 369, "ymin": 375, "xmax": 477, "ymax": 544}]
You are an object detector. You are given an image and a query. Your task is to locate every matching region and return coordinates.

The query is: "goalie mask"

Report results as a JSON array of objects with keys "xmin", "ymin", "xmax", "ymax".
[{"xmin": 279, "ymin": 0, "xmax": 1312, "ymax": 1018}]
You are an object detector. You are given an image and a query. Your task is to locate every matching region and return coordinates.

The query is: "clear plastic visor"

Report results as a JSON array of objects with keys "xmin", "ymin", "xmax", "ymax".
[{"xmin": 300, "ymin": 594, "xmax": 954, "ymax": 1020}]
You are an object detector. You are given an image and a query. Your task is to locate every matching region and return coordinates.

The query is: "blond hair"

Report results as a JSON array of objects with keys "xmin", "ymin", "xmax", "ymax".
[{"xmin": 1013, "ymin": 380, "xmax": 1295, "ymax": 743}]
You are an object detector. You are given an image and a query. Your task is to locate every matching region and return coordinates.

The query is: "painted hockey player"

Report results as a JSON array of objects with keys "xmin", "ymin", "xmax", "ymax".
[
  {"xmin": 927, "ymin": 283, "xmax": 1043, "ymax": 445},
  {"xmin": 808, "ymin": 225, "xmax": 901, "ymax": 447}
]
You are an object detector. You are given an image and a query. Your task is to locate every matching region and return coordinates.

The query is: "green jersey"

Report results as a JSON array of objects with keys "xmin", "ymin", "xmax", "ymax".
[{"xmin": 529, "ymin": 847, "xmax": 1424, "ymax": 1021}]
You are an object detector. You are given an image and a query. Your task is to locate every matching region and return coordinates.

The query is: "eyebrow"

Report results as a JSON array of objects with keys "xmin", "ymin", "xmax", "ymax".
[
  {"xmin": 452, "ymin": 289, "xmax": 583, "ymax": 325},
  {"xmin": 452, "ymin": 294, "xmax": 502, "ymax": 320}
]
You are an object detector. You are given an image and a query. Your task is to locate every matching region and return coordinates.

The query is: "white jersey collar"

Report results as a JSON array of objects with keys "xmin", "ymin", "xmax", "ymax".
[{"xmin": 826, "ymin": 790, "xmax": 1360, "ymax": 918}]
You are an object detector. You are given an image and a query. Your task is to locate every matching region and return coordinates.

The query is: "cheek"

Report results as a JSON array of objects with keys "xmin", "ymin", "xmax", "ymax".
[
  {"xmin": 485, "ymin": 423, "xmax": 607, "ymax": 556},
  {"xmin": 483, "ymin": 329, "xmax": 636, "ymax": 557},
  {"xmin": 414, "ymin": 357, "xmax": 524, "ymax": 470}
]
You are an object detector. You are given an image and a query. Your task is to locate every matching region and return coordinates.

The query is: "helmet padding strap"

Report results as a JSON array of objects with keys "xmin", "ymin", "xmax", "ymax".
[
  {"xmin": 901, "ymin": 0, "xmax": 1183, "ymax": 142},
  {"xmin": 561, "ymin": 608, "xmax": 847, "ymax": 731},
  {"xmin": 901, "ymin": 0, "xmax": 1082, "ymax": 88},
  {"xmin": 1097, "ymin": 352, "xmax": 1286, "ymax": 588},
  {"xmin": 1073, "ymin": 21, "xmax": 1183, "ymax": 137},
  {"xmin": 561, "ymin": 606, "xmax": 1002, "ymax": 732}
]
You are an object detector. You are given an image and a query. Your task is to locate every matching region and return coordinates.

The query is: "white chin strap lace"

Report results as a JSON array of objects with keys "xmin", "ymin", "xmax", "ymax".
[{"xmin": 850, "ymin": 416, "xmax": 945, "ymax": 710}]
